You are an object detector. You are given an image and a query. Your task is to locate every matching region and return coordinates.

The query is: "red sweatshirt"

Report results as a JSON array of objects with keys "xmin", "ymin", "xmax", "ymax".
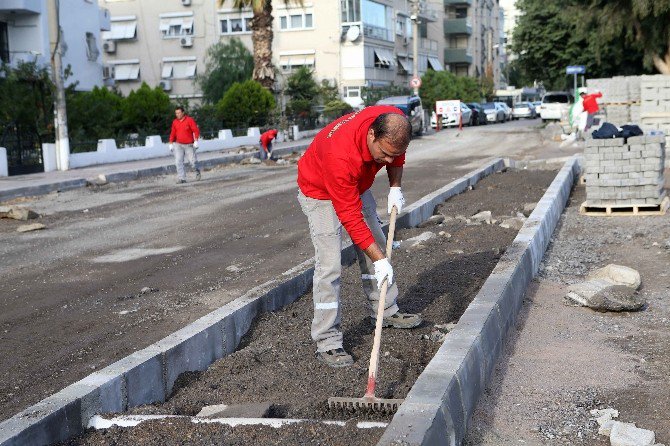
[
  {"xmin": 169, "ymin": 116, "xmax": 200, "ymax": 144},
  {"xmin": 582, "ymin": 92, "xmax": 603, "ymax": 114},
  {"xmin": 297, "ymin": 105, "xmax": 405, "ymax": 250},
  {"xmin": 260, "ymin": 129, "xmax": 278, "ymax": 151}
]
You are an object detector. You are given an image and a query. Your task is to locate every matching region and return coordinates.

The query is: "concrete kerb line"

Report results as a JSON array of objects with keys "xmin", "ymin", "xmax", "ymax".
[
  {"xmin": 0, "ymin": 157, "xmax": 508, "ymax": 446},
  {"xmin": 377, "ymin": 155, "xmax": 581, "ymax": 446},
  {"xmin": 0, "ymin": 143, "xmax": 310, "ymax": 203}
]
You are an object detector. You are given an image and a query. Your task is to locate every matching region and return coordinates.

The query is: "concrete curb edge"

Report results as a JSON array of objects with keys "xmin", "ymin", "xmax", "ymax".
[
  {"xmin": 377, "ymin": 155, "xmax": 581, "ymax": 446},
  {"xmin": 0, "ymin": 158, "xmax": 506, "ymax": 445}
]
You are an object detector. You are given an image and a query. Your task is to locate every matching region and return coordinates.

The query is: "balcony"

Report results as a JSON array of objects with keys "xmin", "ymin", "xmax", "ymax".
[
  {"xmin": 444, "ymin": 0, "xmax": 472, "ymax": 5},
  {"xmin": 444, "ymin": 48, "xmax": 473, "ymax": 64},
  {"xmin": 0, "ymin": 0, "xmax": 41, "ymax": 14},
  {"xmin": 444, "ymin": 18, "xmax": 472, "ymax": 35},
  {"xmin": 363, "ymin": 23, "xmax": 394, "ymax": 42}
]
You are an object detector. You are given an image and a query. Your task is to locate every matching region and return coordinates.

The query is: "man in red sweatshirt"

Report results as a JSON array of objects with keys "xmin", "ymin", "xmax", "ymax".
[
  {"xmin": 297, "ymin": 105, "xmax": 422, "ymax": 368},
  {"xmin": 259, "ymin": 128, "xmax": 278, "ymax": 161},
  {"xmin": 579, "ymin": 90, "xmax": 603, "ymax": 132},
  {"xmin": 169, "ymin": 106, "xmax": 201, "ymax": 184}
]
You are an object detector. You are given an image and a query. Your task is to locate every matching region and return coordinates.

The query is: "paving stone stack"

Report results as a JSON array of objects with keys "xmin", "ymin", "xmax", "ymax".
[
  {"xmin": 640, "ymin": 75, "xmax": 670, "ymax": 148},
  {"xmin": 584, "ymin": 133, "xmax": 666, "ymax": 206},
  {"xmin": 587, "ymin": 76, "xmax": 640, "ymax": 125}
]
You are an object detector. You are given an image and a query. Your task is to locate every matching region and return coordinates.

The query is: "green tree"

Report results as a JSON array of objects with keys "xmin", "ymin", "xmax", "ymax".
[
  {"xmin": 361, "ymin": 84, "xmax": 412, "ymax": 106},
  {"xmin": 285, "ymin": 66, "xmax": 319, "ymax": 117},
  {"xmin": 318, "ymin": 79, "xmax": 340, "ymax": 104},
  {"xmin": 121, "ymin": 82, "xmax": 173, "ymax": 135},
  {"xmin": 322, "ymin": 99, "xmax": 353, "ymax": 121},
  {"xmin": 419, "ymin": 70, "xmax": 481, "ymax": 112},
  {"xmin": 0, "ymin": 62, "xmax": 54, "ymax": 138},
  {"xmin": 511, "ymin": 0, "xmax": 650, "ymax": 89},
  {"xmin": 216, "ymin": 80, "xmax": 275, "ymax": 128},
  {"xmin": 67, "ymin": 86, "xmax": 123, "ymax": 146},
  {"xmin": 197, "ymin": 38, "xmax": 253, "ymax": 104},
  {"xmin": 586, "ymin": 0, "xmax": 670, "ymax": 74},
  {"xmin": 217, "ymin": 0, "xmax": 303, "ymax": 90}
]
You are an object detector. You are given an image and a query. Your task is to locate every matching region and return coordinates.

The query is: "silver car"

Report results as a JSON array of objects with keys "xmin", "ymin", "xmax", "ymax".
[{"xmin": 481, "ymin": 102, "xmax": 505, "ymax": 123}]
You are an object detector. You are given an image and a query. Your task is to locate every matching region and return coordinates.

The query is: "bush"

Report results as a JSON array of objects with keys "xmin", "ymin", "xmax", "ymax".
[
  {"xmin": 67, "ymin": 86, "xmax": 123, "ymax": 146},
  {"xmin": 121, "ymin": 82, "xmax": 173, "ymax": 135},
  {"xmin": 216, "ymin": 80, "xmax": 275, "ymax": 129},
  {"xmin": 323, "ymin": 100, "xmax": 353, "ymax": 121},
  {"xmin": 419, "ymin": 71, "xmax": 482, "ymax": 112},
  {"xmin": 197, "ymin": 39, "xmax": 254, "ymax": 104}
]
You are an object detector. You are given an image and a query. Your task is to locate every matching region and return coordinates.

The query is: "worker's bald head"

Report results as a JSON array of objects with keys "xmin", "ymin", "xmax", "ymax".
[{"xmin": 369, "ymin": 113, "xmax": 412, "ymax": 151}]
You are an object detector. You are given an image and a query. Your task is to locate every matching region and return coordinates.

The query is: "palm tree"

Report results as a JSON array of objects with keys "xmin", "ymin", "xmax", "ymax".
[{"xmin": 217, "ymin": 0, "xmax": 302, "ymax": 90}]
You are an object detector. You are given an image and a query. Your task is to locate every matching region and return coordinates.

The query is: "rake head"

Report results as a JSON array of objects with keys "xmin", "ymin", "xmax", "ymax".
[{"xmin": 327, "ymin": 396, "xmax": 404, "ymax": 413}]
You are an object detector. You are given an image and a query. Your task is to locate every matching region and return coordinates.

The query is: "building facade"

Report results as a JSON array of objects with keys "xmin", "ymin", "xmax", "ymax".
[
  {"xmin": 100, "ymin": 0, "xmax": 447, "ymax": 106},
  {"xmin": 442, "ymin": 0, "xmax": 503, "ymax": 86},
  {"xmin": 0, "ymin": 0, "xmax": 110, "ymax": 91}
]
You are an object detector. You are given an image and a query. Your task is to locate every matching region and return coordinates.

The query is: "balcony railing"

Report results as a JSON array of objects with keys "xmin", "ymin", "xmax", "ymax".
[
  {"xmin": 420, "ymin": 38, "xmax": 438, "ymax": 52},
  {"xmin": 444, "ymin": 48, "xmax": 473, "ymax": 64},
  {"xmin": 444, "ymin": 18, "xmax": 472, "ymax": 35},
  {"xmin": 444, "ymin": 0, "xmax": 472, "ymax": 6},
  {"xmin": 363, "ymin": 23, "xmax": 394, "ymax": 42}
]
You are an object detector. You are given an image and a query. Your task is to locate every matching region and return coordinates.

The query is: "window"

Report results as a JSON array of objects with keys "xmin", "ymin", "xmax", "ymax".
[
  {"xmin": 159, "ymin": 13, "xmax": 194, "ymax": 38},
  {"xmin": 341, "ymin": 0, "xmax": 360, "ymax": 23},
  {"xmin": 85, "ymin": 32, "xmax": 100, "ymax": 62},
  {"xmin": 161, "ymin": 57, "xmax": 197, "ymax": 79},
  {"xmin": 344, "ymin": 86, "xmax": 361, "ymax": 98},
  {"xmin": 362, "ymin": 0, "xmax": 392, "ymax": 41},
  {"xmin": 110, "ymin": 59, "xmax": 140, "ymax": 81},
  {"xmin": 219, "ymin": 11, "xmax": 253, "ymax": 35},
  {"xmin": 396, "ymin": 16, "xmax": 405, "ymax": 36},
  {"xmin": 279, "ymin": 51, "xmax": 315, "ymax": 72},
  {"xmin": 455, "ymin": 7, "xmax": 468, "ymax": 19},
  {"xmin": 0, "ymin": 22, "xmax": 8, "ymax": 63},
  {"xmin": 279, "ymin": 12, "xmax": 313, "ymax": 30},
  {"xmin": 101, "ymin": 16, "xmax": 137, "ymax": 40}
]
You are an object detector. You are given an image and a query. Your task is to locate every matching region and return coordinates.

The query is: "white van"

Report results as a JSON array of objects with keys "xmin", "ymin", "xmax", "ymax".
[{"xmin": 540, "ymin": 91, "xmax": 573, "ymax": 122}]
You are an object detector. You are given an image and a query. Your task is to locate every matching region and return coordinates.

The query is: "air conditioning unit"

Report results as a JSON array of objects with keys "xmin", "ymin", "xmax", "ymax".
[
  {"xmin": 103, "ymin": 40, "xmax": 116, "ymax": 54},
  {"xmin": 180, "ymin": 36, "xmax": 193, "ymax": 48},
  {"xmin": 159, "ymin": 80, "xmax": 172, "ymax": 91},
  {"xmin": 102, "ymin": 64, "xmax": 115, "ymax": 79},
  {"xmin": 181, "ymin": 0, "xmax": 192, "ymax": 5}
]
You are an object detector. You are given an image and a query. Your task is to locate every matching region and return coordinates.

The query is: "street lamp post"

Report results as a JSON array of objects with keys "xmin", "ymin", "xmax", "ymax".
[{"xmin": 410, "ymin": 0, "xmax": 420, "ymax": 96}]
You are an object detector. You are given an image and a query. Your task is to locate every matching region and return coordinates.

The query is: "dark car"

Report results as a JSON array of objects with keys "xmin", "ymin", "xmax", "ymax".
[
  {"xmin": 466, "ymin": 103, "xmax": 488, "ymax": 125},
  {"xmin": 375, "ymin": 95, "xmax": 425, "ymax": 136}
]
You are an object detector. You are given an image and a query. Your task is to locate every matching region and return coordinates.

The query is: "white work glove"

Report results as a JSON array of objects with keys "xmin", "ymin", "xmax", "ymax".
[
  {"xmin": 387, "ymin": 187, "xmax": 405, "ymax": 214},
  {"xmin": 168, "ymin": 143, "xmax": 174, "ymax": 153},
  {"xmin": 193, "ymin": 140, "xmax": 199, "ymax": 149},
  {"xmin": 373, "ymin": 258, "xmax": 394, "ymax": 289}
]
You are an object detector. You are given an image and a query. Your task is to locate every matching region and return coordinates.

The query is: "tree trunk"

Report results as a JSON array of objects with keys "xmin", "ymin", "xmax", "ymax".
[
  {"xmin": 651, "ymin": 44, "xmax": 670, "ymax": 74},
  {"xmin": 251, "ymin": 1, "xmax": 275, "ymax": 91}
]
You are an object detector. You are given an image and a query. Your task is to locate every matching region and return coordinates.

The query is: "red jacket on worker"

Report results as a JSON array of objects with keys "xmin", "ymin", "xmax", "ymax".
[
  {"xmin": 297, "ymin": 105, "xmax": 406, "ymax": 250},
  {"xmin": 582, "ymin": 92, "xmax": 603, "ymax": 114},
  {"xmin": 260, "ymin": 129, "xmax": 278, "ymax": 152},
  {"xmin": 169, "ymin": 116, "xmax": 200, "ymax": 144}
]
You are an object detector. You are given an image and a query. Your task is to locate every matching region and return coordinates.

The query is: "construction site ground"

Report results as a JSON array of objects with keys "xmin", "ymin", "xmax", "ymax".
[{"xmin": 3, "ymin": 119, "xmax": 669, "ymax": 445}]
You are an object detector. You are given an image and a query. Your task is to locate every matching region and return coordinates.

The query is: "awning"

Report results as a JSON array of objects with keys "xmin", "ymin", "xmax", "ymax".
[
  {"xmin": 102, "ymin": 20, "xmax": 137, "ymax": 40},
  {"xmin": 114, "ymin": 63, "xmax": 140, "ymax": 81},
  {"xmin": 161, "ymin": 58, "xmax": 198, "ymax": 79},
  {"xmin": 427, "ymin": 56, "xmax": 444, "ymax": 71},
  {"xmin": 279, "ymin": 54, "xmax": 315, "ymax": 68},
  {"xmin": 374, "ymin": 48, "xmax": 396, "ymax": 67},
  {"xmin": 397, "ymin": 57, "xmax": 411, "ymax": 72}
]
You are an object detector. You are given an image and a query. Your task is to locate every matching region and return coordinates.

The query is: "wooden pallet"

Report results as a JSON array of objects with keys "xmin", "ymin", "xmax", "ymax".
[{"xmin": 579, "ymin": 196, "xmax": 669, "ymax": 216}]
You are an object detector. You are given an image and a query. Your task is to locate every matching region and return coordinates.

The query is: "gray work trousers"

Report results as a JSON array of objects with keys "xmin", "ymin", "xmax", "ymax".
[
  {"xmin": 173, "ymin": 143, "xmax": 199, "ymax": 180},
  {"xmin": 298, "ymin": 189, "xmax": 399, "ymax": 352}
]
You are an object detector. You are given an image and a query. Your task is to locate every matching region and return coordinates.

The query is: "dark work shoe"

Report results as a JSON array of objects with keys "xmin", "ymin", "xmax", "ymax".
[
  {"xmin": 176, "ymin": 179, "xmax": 186, "ymax": 184},
  {"xmin": 372, "ymin": 312, "xmax": 422, "ymax": 329},
  {"xmin": 195, "ymin": 169, "xmax": 201, "ymax": 181},
  {"xmin": 316, "ymin": 348, "xmax": 354, "ymax": 368}
]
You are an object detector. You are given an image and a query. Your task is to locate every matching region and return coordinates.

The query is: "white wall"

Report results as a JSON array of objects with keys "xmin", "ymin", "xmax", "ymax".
[
  {"xmin": 0, "ymin": 147, "xmax": 8, "ymax": 177},
  {"xmin": 60, "ymin": 0, "xmax": 104, "ymax": 91}
]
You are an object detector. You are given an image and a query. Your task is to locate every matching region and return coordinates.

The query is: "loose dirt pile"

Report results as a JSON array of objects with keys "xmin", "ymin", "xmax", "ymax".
[{"xmin": 64, "ymin": 169, "xmax": 556, "ymax": 446}]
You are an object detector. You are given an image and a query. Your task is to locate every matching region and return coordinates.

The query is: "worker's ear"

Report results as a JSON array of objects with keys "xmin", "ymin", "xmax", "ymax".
[{"xmin": 367, "ymin": 127, "xmax": 376, "ymax": 141}]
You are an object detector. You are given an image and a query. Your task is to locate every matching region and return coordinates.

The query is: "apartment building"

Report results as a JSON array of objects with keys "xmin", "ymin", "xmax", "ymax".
[
  {"xmin": 443, "ymin": 0, "xmax": 503, "ymax": 86},
  {"xmin": 100, "ymin": 0, "xmax": 445, "ymax": 106},
  {"xmin": 0, "ymin": 0, "xmax": 110, "ymax": 91}
]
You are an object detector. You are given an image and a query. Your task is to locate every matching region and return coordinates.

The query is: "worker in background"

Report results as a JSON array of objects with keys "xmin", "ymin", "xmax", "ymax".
[{"xmin": 259, "ymin": 129, "xmax": 278, "ymax": 161}]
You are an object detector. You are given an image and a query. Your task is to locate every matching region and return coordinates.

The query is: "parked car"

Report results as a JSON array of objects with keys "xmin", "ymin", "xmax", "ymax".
[
  {"xmin": 375, "ymin": 95, "xmax": 425, "ymax": 135},
  {"xmin": 512, "ymin": 102, "xmax": 537, "ymax": 119},
  {"xmin": 540, "ymin": 91, "xmax": 573, "ymax": 122},
  {"xmin": 481, "ymin": 102, "xmax": 505, "ymax": 123},
  {"xmin": 466, "ymin": 103, "xmax": 488, "ymax": 125},
  {"xmin": 496, "ymin": 102, "xmax": 512, "ymax": 121},
  {"xmin": 429, "ymin": 102, "xmax": 473, "ymax": 128}
]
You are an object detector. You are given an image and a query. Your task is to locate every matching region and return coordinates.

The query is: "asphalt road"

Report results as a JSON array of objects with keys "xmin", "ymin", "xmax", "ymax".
[{"xmin": 0, "ymin": 118, "xmax": 575, "ymax": 421}]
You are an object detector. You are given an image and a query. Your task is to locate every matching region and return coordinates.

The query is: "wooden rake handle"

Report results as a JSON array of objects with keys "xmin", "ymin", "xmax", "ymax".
[{"xmin": 365, "ymin": 205, "xmax": 398, "ymax": 398}]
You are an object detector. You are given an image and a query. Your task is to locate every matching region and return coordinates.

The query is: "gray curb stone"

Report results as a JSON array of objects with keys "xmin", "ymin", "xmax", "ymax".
[
  {"xmin": 0, "ymin": 144, "xmax": 309, "ymax": 203},
  {"xmin": 377, "ymin": 156, "xmax": 580, "ymax": 446},
  {"xmin": 0, "ymin": 157, "xmax": 508, "ymax": 446}
]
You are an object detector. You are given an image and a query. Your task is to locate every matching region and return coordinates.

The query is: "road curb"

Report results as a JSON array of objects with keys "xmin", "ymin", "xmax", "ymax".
[
  {"xmin": 0, "ymin": 144, "xmax": 310, "ymax": 203},
  {"xmin": 377, "ymin": 155, "xmax": 581, "ymax": 446},
  {"xmin": 0, "ymin": 157, "xmax": 505, "ymax": 446}
]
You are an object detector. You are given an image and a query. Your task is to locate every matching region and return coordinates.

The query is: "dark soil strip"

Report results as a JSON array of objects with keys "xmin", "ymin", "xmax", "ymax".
[{"xmin": 64, "ymin": 169, "xmax": 556, "ymax": 446}]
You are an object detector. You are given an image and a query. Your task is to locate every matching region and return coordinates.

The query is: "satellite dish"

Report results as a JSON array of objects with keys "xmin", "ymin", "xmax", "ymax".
[{"xmin": 346, "ymin": 25, "xmax": 360, "ymax": 42}]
